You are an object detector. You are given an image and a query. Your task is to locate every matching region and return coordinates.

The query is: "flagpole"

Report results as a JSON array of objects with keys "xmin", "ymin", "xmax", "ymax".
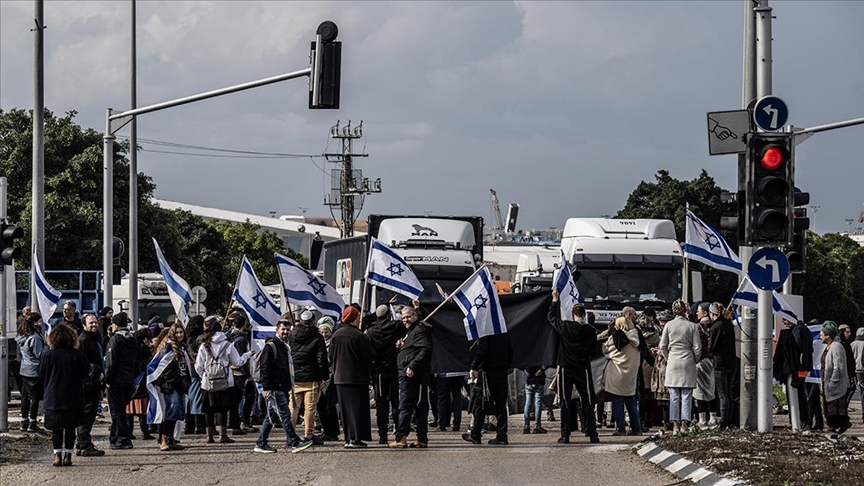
[
  {"xmin": 225, "ymin": 256, "xmax": 245, "ymax": 322},
  {"xmin": 359, "ymin": 279, "xmax": 369, "ymax": 330},
  {"xmin": 423, "ymin": 264, "xmax": 488, "ymax": 322},
  {"xmin": 682, "ymin": 205, "xmax": 691, "ymax": 303}
]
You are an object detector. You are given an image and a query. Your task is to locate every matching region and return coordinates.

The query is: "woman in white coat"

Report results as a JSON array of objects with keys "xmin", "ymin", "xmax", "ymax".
[
  {"xmin": 194, "ymin": 317, "xmax": 253, "ymax": 444},
  {"xmin": 603, "ymin": 316, "xmax": 643, "ymax": 435},
  {"xmin": 660, "ymin": 300, "xmax": 701, "ymax": 434}
]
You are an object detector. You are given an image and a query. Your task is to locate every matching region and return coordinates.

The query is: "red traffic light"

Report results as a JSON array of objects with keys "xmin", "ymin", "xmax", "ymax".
[{"xmin": 759, "ymin": 145, "xmax": 787, "ymax": 171}]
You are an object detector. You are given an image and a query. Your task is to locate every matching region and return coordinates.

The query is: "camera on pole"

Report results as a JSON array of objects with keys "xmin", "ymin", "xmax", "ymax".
[
  {"xmin": 309, "ymin": 21, "xmax": 341, "ymax": 110},
  {"xmin": 745, "ymin": 132, "xmax": 795, "ymax": 246},
  {"xmin": 0, "ymin": 221, "xmax": 24, "ymax": 269}
]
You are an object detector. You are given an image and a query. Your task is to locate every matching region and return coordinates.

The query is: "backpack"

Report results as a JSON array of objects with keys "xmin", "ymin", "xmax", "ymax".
[
  {"xmin": 201, "ymin": 344, "xmax": 230, "ymax": 392},
  {"xmin": 251, "ymin": 342, "xmax": 277, "ymax": 383}
]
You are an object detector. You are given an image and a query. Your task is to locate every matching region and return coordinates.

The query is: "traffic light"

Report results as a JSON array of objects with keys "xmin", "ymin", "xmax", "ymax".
[
  {"xmin": 309, "ymin": 21, "xmax": 341, "ymax": 109},
  {"xmin": 746, "ymin": 133, "xmax": 794, "ymax": 246},
  {"xmin": 786, "ymin": 190, "xmax": 810, "ymax": 273},
  {"xmin": 720, "ymin": 189, "xmax": 746, "ymax": 244},
  {"xmin": 112, "ymin": 237, "xmax": 125, "ymax": 285},
  {"xmin": 1, "ymin": 221, "xmax": 24, "ymax": 268}
]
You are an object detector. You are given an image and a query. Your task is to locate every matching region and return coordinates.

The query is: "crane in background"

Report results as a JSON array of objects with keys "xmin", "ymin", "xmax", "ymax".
[{"xmin": 490, "ymin": 189, "xmax": 504, "ymax": 232}]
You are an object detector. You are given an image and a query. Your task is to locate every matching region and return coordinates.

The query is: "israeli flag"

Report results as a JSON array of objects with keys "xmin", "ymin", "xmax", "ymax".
[
  {"xmin": 684, "ymin": 210, "xmax": 743, "ymax": 275},
  {"xmin": 452, "ymin": 266, "xmax": 507, "ymax": 341},
  {"xmin": 731, "ymin": 276, "xmax": 798, "ymax": 324},
  {"xmin": 275, "ymin": 252, "xmax": 343, "ymax": 319},
  {"xmin": 153, "ymin": 239, "xmax": 193, "ymax": 326},
  {"xmin": 233, "ymin": 256, "xmax": 279, "ymax": 347},
  {"xmin": 146, "ymin": 343, "xmax": 173, "ymax": 424},
  {"xmin": 366, "ymin": 237, "xmax": 423, "ymax": 300},
  {"xmin": 553, "ymin": 250, "xmax": 582, "ymax": 320},
  {"xmin": 32, "ymin": 245, "xmax": 61, "ymax": 325}
]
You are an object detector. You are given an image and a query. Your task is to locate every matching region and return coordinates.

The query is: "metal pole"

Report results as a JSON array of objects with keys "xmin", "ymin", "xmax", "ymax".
[
  {"xmin": 757, "ymin": 288, "xmax": 773, "ymax": 432},
  {"xmin": 103, "ymin": 110, "xmax": 114, "ymax": 311},
  {"xmin": 738, "ymin": 0, "xmax": 760, "ymax": 431},
  {"xmin": 755, "ymin": 1, "xmax": 774, "ymax": 434},
  {"xmin": 31, "ymin": 0, "xmax": 45, "ymax": 315},
  {"xmin": 786, "ymin": 375, "xmax": 801, "ymax": 432},
  {"xmin": 129, "ymin": 0, "xmax": 139, "ymax": 329},
  {"xmin": 0, "ymin": 177, "xmax": 9, "ymax": 431}
]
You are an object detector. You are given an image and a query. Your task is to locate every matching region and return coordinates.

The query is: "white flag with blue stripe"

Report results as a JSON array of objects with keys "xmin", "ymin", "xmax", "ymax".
[
  {"xmin": 366, "ymin": 237, "xmax": 424, "ymax": 300},
  {"xmin": 32, "ymin": 245, "xmax": 61, "ymax": 325},
  {"xmin": 275, "ymin": 252, "xmax": 343, "ymax": 319},
  {"xmin": 232, "ymin": 256, "xmax": 279, "ymax": 348},
  {"xmin": 553, "ymin": 250, "xmax": 582, "ymax": 320},
  {"xmin": 153, "ymin": 239, "xmax": 193, "ymax": 326},
  {"xmin": 731, "ymin": 276, "xmax": 798, "ymax": 324},
  {"xmin": 145, "ymin": 342, "xmax": 190, "ymax": 424},
  {"xmin": 452, "ymin": 266, "xmax": 507, "ymax": 340},
  {"xmin": 684, "ymin": 210, "xmax": 743, "ymax": 275}
]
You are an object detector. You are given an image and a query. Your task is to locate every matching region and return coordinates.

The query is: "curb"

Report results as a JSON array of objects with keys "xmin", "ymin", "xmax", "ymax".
[{"xmin": 634, "ymin": 441, "xmax": 743, "ymax": 486}]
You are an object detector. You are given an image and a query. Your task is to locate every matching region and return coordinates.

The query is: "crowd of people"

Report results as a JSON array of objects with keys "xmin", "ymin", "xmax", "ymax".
[{"xmin": 5, "ymin": 291, "xmax": 863, "ymax": 466}]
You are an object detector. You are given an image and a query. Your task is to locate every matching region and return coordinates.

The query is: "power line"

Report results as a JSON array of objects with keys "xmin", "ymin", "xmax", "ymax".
[{"xmin": 115, "ymin": 134, "xmax": 324, "ymax": 158}]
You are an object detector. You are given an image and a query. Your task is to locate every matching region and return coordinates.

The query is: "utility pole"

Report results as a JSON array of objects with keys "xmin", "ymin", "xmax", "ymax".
[
  {"xmin": 738, "ymin": 0, "xmax": 760, "ymax": 431},
  {"xmin": 323, "ymin": 120, "xmax": 381, "ymax": 238},
  {"xmin": 31, "ymin": 0, "xmax": 46, "ymax": 315},
  {"xmin": 129, "ymin": 0, "xmax": 139, "ymax": 329}
]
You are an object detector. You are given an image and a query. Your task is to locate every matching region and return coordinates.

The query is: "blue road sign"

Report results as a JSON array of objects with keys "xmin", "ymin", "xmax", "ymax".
[
  {"xmin": 753, "ymin": 96, "xmax": 789, "ymax": 132},
  {"xmin": 748, "ymin": 247, "xmax": 790, "ymax": 290}
]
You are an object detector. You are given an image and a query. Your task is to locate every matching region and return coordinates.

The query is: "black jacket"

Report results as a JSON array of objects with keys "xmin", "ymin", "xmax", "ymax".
[
  {"xmin": 105, "ymin": 328, "xmax": 140, "ymax": 386},
  {"xmin": 791, "ymin": 321, "xmax": 814, "ymax": 371},
  {"xmin": 365, "ymin": 317, "xmax": 407, "ymax": 378},
  {"xmin": 547, "ymin": 301, "xmax": 596, "ymax": 369},
  {"xmin": 472, "ymin": 333, "xmax": 513, "ymax": 371},
  {"xmin": 226, "ymin": 328, "xmax": 251, "ymax": 378},
  {"xmin": 38, "ymin": 347, "xmax": 89, "ymax": 411},
  {"xmin": 397, "ymin": 322, "xmax": 432, "ymax": 384},
  {"xmin": 258, "ymin": 337, "xmax": 293, "ymax": 393},
  {"xmin": 290, "ymin": 324, "xmax": 329, "ymax": 382},
  {"xmin": 78, "ymin": 330, "xmax": 104, "ymax": 393},
  {"xmin": 330, "ymin": 325, "xmax": 374, "ymax": 386},
  {"xmin": 709, "ymin": 317, "xmax": 737, "ymax": 372}
]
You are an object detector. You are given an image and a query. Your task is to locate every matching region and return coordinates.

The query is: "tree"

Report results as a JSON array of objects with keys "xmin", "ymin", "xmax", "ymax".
[
  {"xmin": 212, "ymin": 219, "xmax": 308, "ymax": 286},
  {"xmin": 796, "ymin": 232, "xmax": 863, "ymax": 324},
  {"xmin": 616, "ymin": 169, "xmax": 739, "ymax": 303}
]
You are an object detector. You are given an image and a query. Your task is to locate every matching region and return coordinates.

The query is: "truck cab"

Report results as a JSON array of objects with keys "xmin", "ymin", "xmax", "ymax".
[
  {"xmin": 561, "ymin": 218, "xmax": 683, "ymax": 326},
  {"xmin": 112, "ymin": 273, "xmax": 178, "ymax": 326},
  {"xmin": 511, "ymin": 248, "xmax": 561, "ymax": 294}
]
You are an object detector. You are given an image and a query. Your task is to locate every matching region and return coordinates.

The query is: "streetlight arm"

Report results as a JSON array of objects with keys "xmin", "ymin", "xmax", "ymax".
[{"xmin": 108, "ymin": 67, "xmax": 312, "ymax": 134}]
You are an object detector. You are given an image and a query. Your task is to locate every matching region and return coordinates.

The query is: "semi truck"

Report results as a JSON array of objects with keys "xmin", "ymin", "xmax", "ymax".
[
  {"xmin": 323, "ymin": 214, "xmax": 484, "ymax": 307},
  {"xmin": 560, "ymin": 218, "xmax": 684, "ymax": 326}
]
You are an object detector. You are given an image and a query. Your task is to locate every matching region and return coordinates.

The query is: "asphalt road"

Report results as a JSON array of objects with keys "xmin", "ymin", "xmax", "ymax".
[{"xmin": 1, "ymin": 412, "xmax": 675, "ymax": 486}]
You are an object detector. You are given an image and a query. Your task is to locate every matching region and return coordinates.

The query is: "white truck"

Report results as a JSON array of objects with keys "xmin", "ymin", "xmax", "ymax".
[
  {"xmin": 323, "ymin": 214, "xmax": 484, "ymax": 307},
  {"xmin": 560, "ymin": 218, "xmax": 684, "ymax": 326},
  {"xmin": 112, "ymin": 273, "xmax": 182, "ymax": 326},
  {"xmin": 508, "ymin": 246, "xmax": 562, "ymax": 294}
]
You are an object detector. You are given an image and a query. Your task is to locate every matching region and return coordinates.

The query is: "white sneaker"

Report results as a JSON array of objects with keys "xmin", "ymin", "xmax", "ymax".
[{"xmin": 673, "ymin": 422, "xmax": 681, "ymax": 435}]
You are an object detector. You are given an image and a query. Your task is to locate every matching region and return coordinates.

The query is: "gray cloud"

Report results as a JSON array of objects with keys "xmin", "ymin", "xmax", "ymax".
[{"xmin": 1, "ymin": 0, "xmax": 862, "ymax": 234}]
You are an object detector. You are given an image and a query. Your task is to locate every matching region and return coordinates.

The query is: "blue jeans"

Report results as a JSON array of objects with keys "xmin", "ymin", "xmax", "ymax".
[
  {"xmin": 256, "ymin": 391, "xmax": 302, "ymax": 447},
  {"xmin": 609, "ymin": 393, "xmax": 642, "ymax": 433},
  {"xmin": 523, "ymin": 383, "xmax": 543, "ymax": 427},
  {"xmin": 668, "ymin": 387, "xmax": 693, "ymax": 423}
]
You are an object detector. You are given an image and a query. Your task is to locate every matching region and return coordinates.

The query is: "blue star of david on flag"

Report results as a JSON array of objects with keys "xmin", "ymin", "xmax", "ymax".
[
  {"xmin": 307, "ymin": 275, "xmax": 327, "ymax": 296},
  {"xmin": 387, "ymin": 262, "xmax": 405, "ymax": 278},
  {"xmin": 683, "ymin": 209, "xmax": 742, "ymax": 275},
  {"xmin": 473, "ymin": 294, "xmax": 488, "ymax": 309},
  {"xmin": 366, "ymin": 238, "xmax": 423, "ymax": 300},
  {"xmin": 453, "ymin": 266, "xmax": 507, "ymax": 341},
  {"xmin": 253, "ymin": 288, "xmax": 269, "ymax": 309}
]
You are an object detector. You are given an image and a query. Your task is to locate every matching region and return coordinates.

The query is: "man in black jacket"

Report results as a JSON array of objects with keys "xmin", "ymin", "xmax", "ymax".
[
  {"xmin": 253, "ymin": 319, "xmax": 313, "ymax": 454},
  {"xmin": 289, "ymin": 310, "xmax": 330, "ymax": 442},
  {"xmin": 710, "ymin": 306, "xmax": 738, "ymax": 430},
  {"xmin": 365, "ymin": 304, "xmax": 407, "ymax": 443},
  {"xmin": 105, "ymin": 312, "xmax": 139, "ymax": 450},
  {"xmin": 462, "ymin": 332, "xmax": 513, "ymax": 445},
  {"xmin": 76, "ymin": 314, "xmax": 106, "ymax": 456},
  {"xmin": 547, "ymin": 290, "xmax": 600, "ymax": 444},
  {"xmin": 389, "ymin": 304, "xmax": 431, "ymax": 449}
]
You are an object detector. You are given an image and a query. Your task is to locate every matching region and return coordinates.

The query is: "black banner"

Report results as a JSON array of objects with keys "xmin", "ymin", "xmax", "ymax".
[{"xmin": 421, "ymin": 291, "xmax": 558, "ymax": 375}]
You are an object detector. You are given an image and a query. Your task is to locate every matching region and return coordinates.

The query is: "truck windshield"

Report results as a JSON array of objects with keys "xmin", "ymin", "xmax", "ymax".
[{"xmin": 578, "ymin": 268, "xmax": 680, "ymax": 308}]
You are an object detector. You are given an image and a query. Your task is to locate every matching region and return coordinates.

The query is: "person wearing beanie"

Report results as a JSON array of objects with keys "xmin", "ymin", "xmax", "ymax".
[
  {"xmin": 330, "ymin": 304, "xmax": 374, "ymax": 448},
  {"xmin": 852, "ymin": 327, "xmax": 864, "ymax": 424},
  {"xmin": 365, "ymin": 302, "xmax": 410, "ymax": 443},
  {"xmin": 288, "ymin": 307, "xmax": 329, "ymax": 443},
  {"xmin": 820, "ymin": 321, "xmax": 850, "ymax": 434},
  {"xmin": 317, "ymin": 317, "xmax": 335, "ymax": 339},
  {"xmin": 105, "ymin": 311, "xmax": 140, "ymax": 449}
]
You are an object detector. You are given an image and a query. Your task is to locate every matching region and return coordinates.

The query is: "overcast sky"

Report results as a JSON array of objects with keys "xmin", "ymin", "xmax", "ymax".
[{"xmin": 1, "ymin": 1, "xmax": 862, "ymax": 235}]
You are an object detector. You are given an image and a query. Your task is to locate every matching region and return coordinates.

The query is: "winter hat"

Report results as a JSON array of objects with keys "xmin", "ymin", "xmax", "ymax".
[
  {"xmin": 838, "ymin": 323, "xmax": 850, "ymax": 332},
  {"xmin": 821, "ymin": 321, "xmax": 838, "ymax": 339},
  {"xmin": 111, "ymin": 312, "xmax": 130, "ymax": 327},
  {"xmin": 341, "ymin": 306, "xmax": 359, "ymax": 324},
  {"xmin": 856, "ymin": 327, "xmax": 864, "ymax": 340},
  {"xmin": 98, "ymin": 306, "xmax": 113, "ymax": 317},
  {"xmin": 317, "ymin": 316, "xmax": 335, "ymax": 333},
  {"xmin": 709, "ymin": 303, "xmax": 724, "ymax": 316},
  {"xmin": 375, "ymin": 305, "xmax": 390, "ymax": 319},
  {"xmin": 300, "ymin": 310, "xmax": 314, "ymax": 323}
]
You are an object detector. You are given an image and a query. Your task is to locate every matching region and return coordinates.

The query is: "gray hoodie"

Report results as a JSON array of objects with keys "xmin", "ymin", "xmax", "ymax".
[{"xmin": 15, "ymin": 331, "xmax": 45, "ymax": 378}]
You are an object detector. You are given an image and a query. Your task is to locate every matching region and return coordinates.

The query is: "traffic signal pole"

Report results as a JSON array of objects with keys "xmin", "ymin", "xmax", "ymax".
[
  {"xmin": 755, "ymin": 2, "xmax": 774, "ymax": 433},
  {"xmin": 1, "ymin": 177, "xmax": 8, "ymax": 431}
]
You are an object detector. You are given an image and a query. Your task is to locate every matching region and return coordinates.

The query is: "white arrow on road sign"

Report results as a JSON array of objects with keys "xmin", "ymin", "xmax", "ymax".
[
  {"xmin": 762, "ymin": 104, "xmax": 779, "ymax": 129},
  {"xmin": 756, "ymin": 256, "xmax": 779, "ymax": 281}
]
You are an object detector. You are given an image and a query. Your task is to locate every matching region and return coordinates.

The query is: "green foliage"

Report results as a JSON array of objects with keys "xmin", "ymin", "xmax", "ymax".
[
  {"xmin": 796, "ymin": 231, "xmax": 863, "ymax": 324},
  {"xmin": 212, "ymin": 220, "xmax": 307, "ymax": 289},
  {"xmin": 616, "ymin": 169, "xmax": 739, "ymax": 303}
]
